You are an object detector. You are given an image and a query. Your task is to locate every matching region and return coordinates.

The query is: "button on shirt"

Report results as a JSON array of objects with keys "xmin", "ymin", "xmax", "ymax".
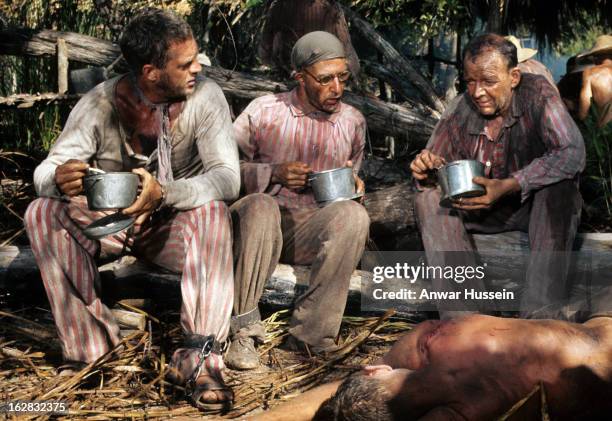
[
  {"xmin": 233, "ymin": 89, "xmax": 366, "ymax": 209},
  {"xmin": 425, "ymin": 73, "xmax": 585, "ymax": 202}
]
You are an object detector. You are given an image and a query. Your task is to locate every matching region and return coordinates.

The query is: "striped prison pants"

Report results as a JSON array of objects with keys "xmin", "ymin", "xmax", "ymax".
[{"xmin": 24, "ymin": 196, "xmax": 233, "ymax": 382}]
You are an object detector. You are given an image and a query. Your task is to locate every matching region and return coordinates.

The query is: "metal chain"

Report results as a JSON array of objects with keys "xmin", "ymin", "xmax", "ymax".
[{"xmin": 185, "ymin": 335, "xmax": 215, "ymax": 398}]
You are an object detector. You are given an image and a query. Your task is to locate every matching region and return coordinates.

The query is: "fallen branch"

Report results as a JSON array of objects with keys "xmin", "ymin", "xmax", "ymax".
[
  {"xmin": 0, "ymin": 92, "xmax": 81, "ymax": 108},
  {"xmin": 341, "ymin": 4, "xmax": 446, "ymax": 113},
  {"xmin": 202, "ymin": 65, "xmax": 438, "ymax": 142}
]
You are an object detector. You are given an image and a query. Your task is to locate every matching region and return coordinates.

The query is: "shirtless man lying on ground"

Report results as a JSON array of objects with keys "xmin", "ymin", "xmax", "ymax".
[{"xmin": 247, "ymin": 310, "xmax": 612, "ymax": 420}]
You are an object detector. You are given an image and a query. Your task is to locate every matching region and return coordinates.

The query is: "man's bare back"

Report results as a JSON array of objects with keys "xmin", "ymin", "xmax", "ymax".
[
  {"xmin": 248, "ymin": 315, "xmax": 612, "ymax": 420},
  {"xmin": 579, "ymin": 59, "xmax": 612, "ymax": 127}
]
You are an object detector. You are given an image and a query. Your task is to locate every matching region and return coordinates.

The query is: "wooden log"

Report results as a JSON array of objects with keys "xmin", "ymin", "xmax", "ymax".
[
  {"xmin": 341, "ymin": 4, "xmax": 446, "ymax": 113},
  {"xmin": 201, "ymin": 66, "xmax": 438, "ymax": 142},
  {"xmin": 365, "ymin": 181, "xmax": 416, "ymax": 235},
  {"xmin": 56, "ymin": 38, "xmax": 68, "ymax": 94},
  {"xmin": 3, "ymin": 232, "xmax": 612, "ymax": 312},
  {"xmin": 0, "ymin": 246, "xmax": 370, "ymax": 311},
  {"xmin": 0, "ymin": 27, "xmax": 121, "ymax": 67},
  {"xmin": 0, "ymin": 27, "xmax": 439, "ymax": 141},
  {"xmin": 362, "ymin": 59, "xmax": 420, "ymax": 101}
]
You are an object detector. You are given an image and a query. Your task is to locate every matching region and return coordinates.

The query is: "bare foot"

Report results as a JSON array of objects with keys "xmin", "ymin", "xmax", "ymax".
[{"xmin": 189, "ymin": 374, "xmax": 233, "ymax": 411}]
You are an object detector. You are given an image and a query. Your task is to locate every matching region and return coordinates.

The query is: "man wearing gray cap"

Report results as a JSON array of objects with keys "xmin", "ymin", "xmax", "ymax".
[{"xmin": 226, "ymin": 31, "xmax": 370, "ymax": 369}]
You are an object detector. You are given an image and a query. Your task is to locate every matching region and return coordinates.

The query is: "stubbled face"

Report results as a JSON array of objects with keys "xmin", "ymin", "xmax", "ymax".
[
  {"xmin": 157, "ymin": 37, "xmax": 202, "ymax": 99},
  {"xmin": 464, "ymin": 51, "xmax": 520, "ymax": 117},
  {"xmin": 296, "ymin": 58, "xmax": 348, "ymax": 113}
]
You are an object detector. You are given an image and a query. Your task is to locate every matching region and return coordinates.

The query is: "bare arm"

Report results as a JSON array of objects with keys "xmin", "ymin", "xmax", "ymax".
[
  {"xmin": 578, "ymin": 70, "xmax": 593, "ymax": 121},
  {"xmin": 245, "ymin": 381, "xmax": 342, "ymax": 421}
]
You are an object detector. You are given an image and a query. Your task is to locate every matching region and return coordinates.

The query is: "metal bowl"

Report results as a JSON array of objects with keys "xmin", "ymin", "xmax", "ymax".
[
  {"xmin": 83, "ymin": 172, "xmax": 139, "ymax": 210},
  {"xmin": 308, "ymin": 167, "xmax": 360, "ymax": 205},
  {"xmin": 437, "ymin": 160, "xmax": 485, "ymax": 208}
]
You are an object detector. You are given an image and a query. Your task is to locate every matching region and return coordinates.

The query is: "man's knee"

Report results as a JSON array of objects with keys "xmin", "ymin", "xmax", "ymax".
[
  {"xmin": 324, "ymin": 200, "xmax": 370, "ymax": 239},
  {"xmin": 231, "ymin": 193, "xmax": 280, "ymax": 224},
  {"xmin": 202, "ymin": 199, "xmax": 230, "ymax": 212},
  {"xmin": 190, "ymin": 200, "xmax": 232, "ymax": 226},
  {"xmin": 414, "ymin": 188, "xmax": 442, "ymax": 219},
  {"xmin": 532, "ymin": 180, "xmax": 582, "ymax": 220},
  {"xmin": 24, "ymin": 197, "xmax": 61, "ymax": 233}
]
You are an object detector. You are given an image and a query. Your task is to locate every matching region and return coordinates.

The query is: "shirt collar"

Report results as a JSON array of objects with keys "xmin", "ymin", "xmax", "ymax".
[{"xmin": 288, "ymin": 88, "xmax": 342, "ymax": 124}]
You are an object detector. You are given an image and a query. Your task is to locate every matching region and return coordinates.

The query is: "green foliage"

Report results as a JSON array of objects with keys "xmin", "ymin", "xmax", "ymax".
[
  {"xmin": 245, "ymin": 0, "xmax": 264, "ymax": 9},
  {"xmin": 351, "ymin": 0, "xmax": 471, "ymax": 42},
  {"xmin": 553, "ymin": 10, "xmax": 608, "ymax": 57},
  {"xmin": 581, "ymin": 105, "xmax": 612, "ymax": 218}
]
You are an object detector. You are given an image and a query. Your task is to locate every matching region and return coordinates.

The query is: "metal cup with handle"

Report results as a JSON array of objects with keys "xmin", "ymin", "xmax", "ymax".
[{"xmin": 437, "ymin": 160, "xmax": 486, "ymax": 208}]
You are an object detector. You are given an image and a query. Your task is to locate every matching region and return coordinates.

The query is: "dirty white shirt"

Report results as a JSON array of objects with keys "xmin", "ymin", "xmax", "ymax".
[{"xmin": 33, "ymin": 75, "xmax": 240, "ymax": 209}]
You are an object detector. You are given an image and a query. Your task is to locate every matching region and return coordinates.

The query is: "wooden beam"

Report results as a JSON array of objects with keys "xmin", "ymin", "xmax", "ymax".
[
  {"xmin": 56, "ymin": 38, "xmax": 68, "ymax": 94},
  {"xmin": 3, "ymin": 223, "xmax": 612, "ymax": 314}
]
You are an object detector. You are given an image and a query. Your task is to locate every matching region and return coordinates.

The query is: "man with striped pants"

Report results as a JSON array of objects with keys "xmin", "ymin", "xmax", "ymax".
[{"xmin": 24, "ymin": 9, "xmax": 239, "ymax": 411}]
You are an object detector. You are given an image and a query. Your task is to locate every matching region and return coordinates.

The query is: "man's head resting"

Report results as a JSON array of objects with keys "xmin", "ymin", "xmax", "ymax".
[
  {"xmin": 462, "ymin": 33, "xmax": 521, "ymax": 118},
  {"xmin": 314, "ymin": 371, "xmax": 400, "ymax": 421},
  {"xmin": 291, "ymin": 31, "xmax": 350, "ymax": 114}
]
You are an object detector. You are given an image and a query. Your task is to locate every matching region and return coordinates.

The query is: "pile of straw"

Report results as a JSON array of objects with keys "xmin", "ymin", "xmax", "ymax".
[{"xmin": 0, "ymin": 305, "xmax": 415, "ymax": 420}]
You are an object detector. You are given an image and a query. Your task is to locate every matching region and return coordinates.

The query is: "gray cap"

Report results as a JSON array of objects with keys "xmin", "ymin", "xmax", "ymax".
[{"xmin": 291, "ymin": 31, "xmax": 346, "ymax": 70}]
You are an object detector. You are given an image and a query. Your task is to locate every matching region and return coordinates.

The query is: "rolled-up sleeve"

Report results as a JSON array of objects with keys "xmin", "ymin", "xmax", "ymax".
[
  {"xmin": 164, "ymin": 81, "xmax": 240, "ymax": 209},
  {"xmin": 511, "ymin": 91, "xmax": 585, "ymax": 202},
  {"xmin": 233, "ymin": 99, "xmax": 279, "ymax": 195}
]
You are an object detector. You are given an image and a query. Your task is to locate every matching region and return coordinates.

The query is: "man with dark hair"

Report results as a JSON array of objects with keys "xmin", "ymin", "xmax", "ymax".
[
  {"xmin": 315, "ymin": 373, "xmax": 396, "ymax": 421},
  {"xmin": 24, "ymin": 8, "xmax": 239, "ymax": 410},
  {"xmin": 409, "ymin": 33, "xmax": 585, "ymax": 317},
  {"xmin": 245, "ymin": 293, "xmax": 612, "ymax": 420},
  {"xmin": 225, "ymin": 31, "xmax": 370, "ymax": 370}
]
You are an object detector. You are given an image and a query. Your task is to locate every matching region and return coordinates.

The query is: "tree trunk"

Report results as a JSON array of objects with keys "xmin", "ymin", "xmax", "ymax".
[
  {"xmin": 362, "ymin": 60, "xmax": 418, "ymax": 103},
  {"xmin": 340, "ymin": 4, "xmax": 445, "ymax": 114},
  {"xmin": 486, "ymin": 0, "xmax": 507, "ymax": 33}
]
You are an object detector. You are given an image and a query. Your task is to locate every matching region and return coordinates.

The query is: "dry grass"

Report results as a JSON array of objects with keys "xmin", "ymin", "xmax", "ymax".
[{"xmin": 0, "ymin": 305, "xmax": 415, "ymax": 420}]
